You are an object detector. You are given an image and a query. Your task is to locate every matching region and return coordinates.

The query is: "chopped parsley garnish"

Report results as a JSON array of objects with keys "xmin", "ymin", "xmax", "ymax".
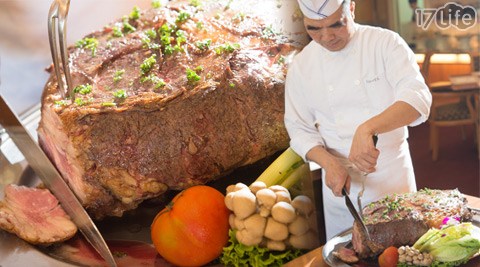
[
  {"xmin": 214, "ymin": 43, "xmax": 240, "ymax": 54},
  {"xmin": 54, "ymin": 100, "xmax": 69, "ymax": 106},
  {"xmin": 262, "ymin": 25, "xmax": 277, "ymax": 39},
  {"xmin": 73, "ymin": 84, "xmax": 92, "ymax": 95},
  {"xmin": 74, "ymin": 98, "xmax": 90, "ymax": 106},
  {"xmin": 229, "ymin": 82, "xmax": 235, "ymax": 88},
  {"xmin": 113, "ymin": 89, "xmax": 127, "ymax": 99},
  {"xmin": 129, "ymin": 6, "xmax": 141, "ymax": 20},
  {"xmin": 176, "ymin": 11, "xmax": 191, "ymax": 23},
  {"xmin": 113, "ymin": 69, "xmax": 125, "ymax": 83},
  {"xmin": 122, "ymin": 16, "xmax": 136, "ymax": 34},
  {"xmin": 151, "ymin": 0, "xmax": 161, "ymax": 8},
  {"xmin": 140, "ymin": 74, "xmax": 166, "ymax": 89},
  {"xmin": 75, "ymin": 37, "xmax": 99, "ymax": 57},
  {"xmin": 175, "ymin": 30, "xmax": 187, "ymax": 44},
  {"xmin": 145, "ymin": 29, "xmax": 157, "ymax": 39},
  {"xmin": 195, "ymin": 39, "xmax": 211, "ymax": 51},
  {"xmin": 186, "ymin": 68, "xmax": 201, "ymax": 85},
  {"xmin": 189, "ymin": 0, "xmax": 201, "ymax": 7},
  {"xmin": 196, "ymin": 21, "xmax": 204, "ymax": 30},
  {"xmin": 140, "ymin": 54, "xmax": 157, "ymax": 75},
  {"xmin": 101, "ymin": 102, "xmax": 116, "ymax": 107},
  {"xmin": 112, "ymin": 26, "xmax": 124, "ymax": 38}
]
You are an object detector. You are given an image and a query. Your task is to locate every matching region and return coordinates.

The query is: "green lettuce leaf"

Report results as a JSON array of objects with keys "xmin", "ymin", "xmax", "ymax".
[{"xmin": 220, "ymin": 229, "xmax": 304, "ymax": 267}]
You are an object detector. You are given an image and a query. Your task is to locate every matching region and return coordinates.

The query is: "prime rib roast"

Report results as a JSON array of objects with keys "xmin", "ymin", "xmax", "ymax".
[
  {"xmin": 0, "ymin": 184, "xmax": 77, "ymax": 245},
  {"xmin": 351, "ymin": 188, "xmax": 473, "ymax": 259},
  {"xmin": 37, "ymin": 1, "xmax": 299, "ymax": 219}
]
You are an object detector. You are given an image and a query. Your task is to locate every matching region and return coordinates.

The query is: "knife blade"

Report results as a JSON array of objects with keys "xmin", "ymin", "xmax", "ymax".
[
  {"xmin": 342, "ymin": 187, "xmax": 371, "ymax": 240},
  {"xmin": 0, "ymin": 95, "xmax": 117, "ymax": 267}
]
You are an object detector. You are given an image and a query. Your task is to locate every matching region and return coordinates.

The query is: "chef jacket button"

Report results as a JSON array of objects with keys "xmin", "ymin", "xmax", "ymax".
[
  {"xmin": 328, "ymin": 85, "xmax": 334, "ymax": 91},
  {"xmin": 354, "ymin": 80, "xmax": 360, "ymax": 86}
]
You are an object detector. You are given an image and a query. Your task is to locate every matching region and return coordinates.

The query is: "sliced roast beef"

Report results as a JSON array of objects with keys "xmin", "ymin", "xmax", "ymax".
[
  {"xmin": 352, "ymin": 189, "xmax": 472, "ymax": 258},
  {"xmin": 38, "ymin": 1, "xmax": 299, "ymax": 219},
  {"xmin": 0, "ymin": 184, "xmax": 77, "ymax": 245}
]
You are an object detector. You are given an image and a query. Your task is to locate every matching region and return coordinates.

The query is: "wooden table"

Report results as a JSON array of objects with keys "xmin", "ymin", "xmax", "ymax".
[{"xmin": 284, "ymin": 195, "xmax": 480, "ymax": 267}]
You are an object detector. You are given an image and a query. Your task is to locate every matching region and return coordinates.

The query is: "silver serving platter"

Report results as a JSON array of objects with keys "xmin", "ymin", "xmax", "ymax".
[{"xmin": 322, "ymin": 214, "xmax": 480, "ymax": 267}]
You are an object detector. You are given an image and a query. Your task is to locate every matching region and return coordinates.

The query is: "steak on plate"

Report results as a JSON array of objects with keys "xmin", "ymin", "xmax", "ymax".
[
  {"xmin": 38, "ymin": 1, "xmax": 299, "ymax": 219},
  {"xmin": 352, "ymin": 188, "xmax": 473, "ymax": 258},
  {"xmin": 0, "ymin": 184, "xmax": 77, "ymax": 245}
]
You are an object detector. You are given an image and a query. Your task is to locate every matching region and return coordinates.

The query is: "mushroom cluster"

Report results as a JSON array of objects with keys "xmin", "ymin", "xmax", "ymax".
[{"xmin": 224, "ymin": 181, "xmax": 319, "ymax": 251}]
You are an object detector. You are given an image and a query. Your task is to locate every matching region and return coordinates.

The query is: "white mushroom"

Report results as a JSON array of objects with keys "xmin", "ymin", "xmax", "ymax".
[
  {"xmin": 271, "ymin": 202, "xmax": 296, "ymax": 224},
  {"xmin": 234, "ymin": 182, "xmax": 248, "ymax": 191},
  {"xmin": 232, "ymin": 188, "xmax": 257, "ymax": 219},
  {"xmin": 224, "ymin": 191, "xmax": 235, "ymax": 211},
  {"xmin": 259, "ymin": 205, "xmax": 271, "ymax": 217},
  {"xmin": 266, "ymin": 240, "xmax": 286, "ymax": 251},
  {"xmin": 268, "ymin": 185, "xmax": 289, "ymax": 194},
  {"xmin": 288, "ymin": 215, "xmax": 310, "ymax": 236},
  {"xmin": 291, "ymin": 195, "xmax": 314, "ymax": 216},
  {"xmin": 249, "ymin": 181, "xmax": 267, "ymax": 194},
  {"xmin": 236, "ymin": 229, "xmax": 263, "ymax": 246},
  {"xmin": 226, "ymin": 184, "xmax": 237, "ymax": 195},
  {"xmin": 289, "ymin": 230, "xmax": 319, "ymax": 250},
  {"xmin": 256, "ymin": 188, "xmax": 276, "ymax": 209},
  {"xmin": 234, "ymin": 215, "xmax": 245, "ymax": 230},
  {"xmin": 243, "ymin": 213, "xmax": 267, "ymax": 238},
  {"xmin": 264, "ymin": 217, "xmax": 289, "ymax": 241},
  {"xmin": 275, "ymin": 191, "xmax": 291, "ymax": 203},
  {"xmin": 229, "ymin": 213, "xmax": 236, "ymax": 229}
]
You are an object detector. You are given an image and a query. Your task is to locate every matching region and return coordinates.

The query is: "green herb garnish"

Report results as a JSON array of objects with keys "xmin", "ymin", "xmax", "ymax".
[
  {"xmin": 195, "ymin": 39, "xmax": 211, "ymax": 51},
  {"xmin": 73, "ymin": 84, "xmax": 92, "ymax": 95},
  {"xmin": 214, "ymin": 43, "xmax": 240, "ymax": 55},
  {"xmin": 113, "ymin": 89, "xmax": 127, "ymax": 99},
  {"xmin": 122, "ymin": 16, "xmax": 136, "ymax": 34},
  {"xmin": 113, "ymin": 69, "xmax": 125, "ymax": 83},
  {"xmin": 186, "ymin": 68, "xmax": 201, "ymax": 85},
  {"xmin": 129, "ymin": 6, "xmax": 141, "ymax": 20},
  {"xmin": 140, "ymin": 54, "xmax": 157, "ymax": 75},
  {"xmin": 151, "ymin": 0, "xmax": 161, "ymax": 8},
  {"xmin": 176, "ymin": 11, "xmax": 191, "ymax": 23},
  {"xmin": 140, "ymin": 74, "xmax": 166, "ymax": 89},
  {"xmin": 75, "ymin": 37, "xmax": 99, "ymax": 57}
]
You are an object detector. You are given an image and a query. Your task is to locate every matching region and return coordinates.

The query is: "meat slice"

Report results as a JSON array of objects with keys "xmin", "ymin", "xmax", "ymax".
[
  {"xmin": 332, "ymin": 247, "xmax": 359, "ymax": 264},
  {"xmin": 38, "ymin": 1, "xmax": 299, "ymax": 219},
  {"xmin": 352, "ymin": 189, "xmax": 472, "ymax": 258},
  {"xmin": 0, "ymin": 184, "xmax": 77, "ymax": 245}
]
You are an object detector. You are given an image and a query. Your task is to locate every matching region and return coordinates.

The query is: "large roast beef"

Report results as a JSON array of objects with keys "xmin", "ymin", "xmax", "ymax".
[
  {"xmin": 38, "ymin": 1, "xmax": 300, "ymax": 219},
  {"xmin": 352, "ymin": 189, "xmax": 473, "ymax": 258}
]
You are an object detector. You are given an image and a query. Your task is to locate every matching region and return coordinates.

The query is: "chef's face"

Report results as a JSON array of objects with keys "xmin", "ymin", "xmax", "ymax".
[{"xmin": 303, "ymin": 2, "xmax": 356, "ymax": 51}]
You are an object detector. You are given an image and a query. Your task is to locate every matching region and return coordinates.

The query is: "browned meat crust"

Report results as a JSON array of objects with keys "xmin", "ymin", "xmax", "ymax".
[{"xmin": 38, "ymin": 1, "xmax": 300, "ymax": 219}]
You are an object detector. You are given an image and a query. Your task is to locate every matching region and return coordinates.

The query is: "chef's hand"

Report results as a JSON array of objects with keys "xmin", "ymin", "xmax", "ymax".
[
  {"xmin": 324, "ymin": 158, "xmax": 351, "ymax": 197},
  {"xmin": 349, "ymin": 128, "xmax": 379, "ymax": 173}
]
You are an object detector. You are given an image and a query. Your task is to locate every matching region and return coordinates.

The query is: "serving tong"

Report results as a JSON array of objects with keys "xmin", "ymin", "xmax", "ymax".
[
  {"xmin": 48, "ymin": 0, "xmax": 74, "ymax": 100},
  {"xmin": 357, "ymin": 135, "xmax": 378, "ymax": 219}
]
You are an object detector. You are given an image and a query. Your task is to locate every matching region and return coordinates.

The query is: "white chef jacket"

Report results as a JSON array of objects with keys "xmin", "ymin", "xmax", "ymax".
[{"xmin": 284, "ymin": 24, "xmax": 432, "ymax": 239}]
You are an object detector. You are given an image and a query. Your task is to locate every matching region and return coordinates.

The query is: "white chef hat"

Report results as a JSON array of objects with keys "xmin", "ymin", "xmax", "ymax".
[{"xmin": 297, "ymin": 0, "xmax": 344, "ymax": 20}]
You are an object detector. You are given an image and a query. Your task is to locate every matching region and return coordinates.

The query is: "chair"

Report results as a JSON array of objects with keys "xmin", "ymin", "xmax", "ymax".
[{"xmin": 419, "ymin": 52, "xmax": 478, "ymax": 161}]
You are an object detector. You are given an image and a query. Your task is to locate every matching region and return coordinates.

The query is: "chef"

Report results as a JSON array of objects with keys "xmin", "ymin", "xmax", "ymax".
[{"xmin": 284, "ymin": 0, "xmax": 432, "ymax": 239}]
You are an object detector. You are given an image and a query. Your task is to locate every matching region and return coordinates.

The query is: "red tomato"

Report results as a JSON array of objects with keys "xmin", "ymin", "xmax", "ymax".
[
  {"xmin": 378, "ymin": 246, "xmax": 399, "ymax": 267},
  {"xmin": 151, "ymin": 185, "xmax": 230, "ymax": 267}
]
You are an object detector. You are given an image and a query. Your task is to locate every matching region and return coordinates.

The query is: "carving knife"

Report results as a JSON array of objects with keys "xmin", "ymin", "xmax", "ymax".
[{"xmin": 0, "ymin": 95, "xmax": 117, "ymax": 267}]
